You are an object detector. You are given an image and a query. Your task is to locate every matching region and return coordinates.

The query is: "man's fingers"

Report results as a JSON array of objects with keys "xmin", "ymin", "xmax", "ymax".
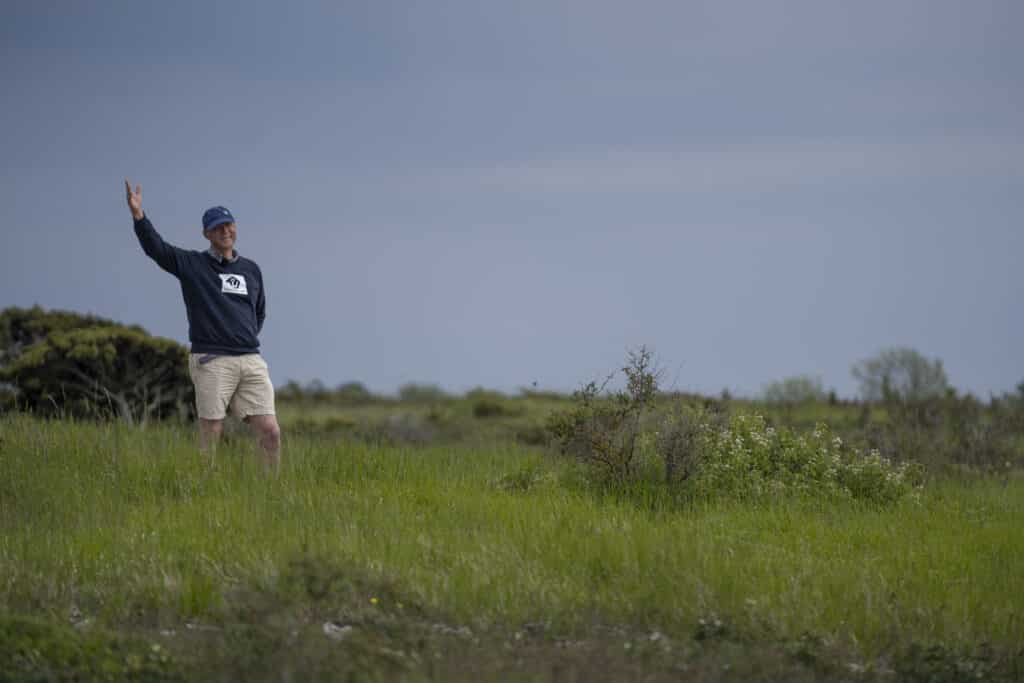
[{"xmin": 124, "ymin": 179, "xmax": 141, "ymax": 203}]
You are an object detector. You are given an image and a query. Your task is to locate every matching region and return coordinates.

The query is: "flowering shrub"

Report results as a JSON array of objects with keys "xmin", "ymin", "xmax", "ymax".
[
  {"xmin": 679, "ymin": 414, "xmax": 921, "ymax": 504},
  {"xmin": 548, "ymin": 350, "xmax": 924, "ymax": 504}
]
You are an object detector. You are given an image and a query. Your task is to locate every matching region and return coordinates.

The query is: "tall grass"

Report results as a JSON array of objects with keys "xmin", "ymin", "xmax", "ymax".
[{"xmin": 1, "ymin": 414, "xmax": 1022, "ymax": 658}]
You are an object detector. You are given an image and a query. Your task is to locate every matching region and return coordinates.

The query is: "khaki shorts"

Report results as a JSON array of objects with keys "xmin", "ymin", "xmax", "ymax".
[{"xmin": 188, "ymin": 353, "xmax": 276, "ymax": 420}]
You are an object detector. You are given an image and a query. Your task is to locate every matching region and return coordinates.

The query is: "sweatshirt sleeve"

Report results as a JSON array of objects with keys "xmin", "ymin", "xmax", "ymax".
[
  {"xmin": 255, "ymin": 266, "xmax": 267, "ymax": 334},
  {"xmin": 134, "ymin": 214, "xmax": 186, "ymax": 277}
]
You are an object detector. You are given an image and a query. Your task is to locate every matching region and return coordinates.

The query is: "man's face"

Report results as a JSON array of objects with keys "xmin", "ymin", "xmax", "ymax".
[{"xmin": 204, "ymin": 222, "xmax": 237, "ymax": 253}]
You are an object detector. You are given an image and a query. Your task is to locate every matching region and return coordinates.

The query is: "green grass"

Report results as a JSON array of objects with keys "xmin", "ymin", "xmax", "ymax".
[{"xmin": 1, "ymin": 414, "xmax": 1022, "ymax": 681}]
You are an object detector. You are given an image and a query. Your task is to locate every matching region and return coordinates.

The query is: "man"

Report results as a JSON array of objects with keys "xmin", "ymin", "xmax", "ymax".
[{"xmin": 126, "ymin": 179, "xmax": 281, "ymax": 467}]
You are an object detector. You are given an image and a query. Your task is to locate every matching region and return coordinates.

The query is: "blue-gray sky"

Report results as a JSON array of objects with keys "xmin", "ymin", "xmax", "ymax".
[{"xmin": 2, "ymin": 1, "xmax": 1022, "ymax": 397}]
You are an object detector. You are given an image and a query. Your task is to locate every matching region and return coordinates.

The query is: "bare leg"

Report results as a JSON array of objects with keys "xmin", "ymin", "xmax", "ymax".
[
  {"xmin": 199, "ymin": 418, "xmax": 224, "ymax": 454},
  {"xmin": 245, "ymin": 414, "xmax": 282, "ymax": 470}
]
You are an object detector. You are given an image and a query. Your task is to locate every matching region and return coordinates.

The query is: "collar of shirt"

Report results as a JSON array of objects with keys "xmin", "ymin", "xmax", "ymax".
[{"xmin": 207, "ymin": 248, "xmax": 240, "ymax": 264}]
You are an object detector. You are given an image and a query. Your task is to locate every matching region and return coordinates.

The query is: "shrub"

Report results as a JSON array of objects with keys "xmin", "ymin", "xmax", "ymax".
[
  {"xmin": 334, "ymin": 381, "xmax": 375, "ymax": 404},
  {"xmin": 276, "ymin": 380, "xmax": 306, "ymax": 401},
  {"xmin": 494, "ymin": 460, "xmax": 555, "ymax": 493},
  {"xmin": 397, "ymin": 383, "xmax": 449, "ymax": 403},
  {"xmin": 0, "ymin": 305, "xmax": 144, "ymax": 365},
  {"xmin": 0, "ymin": 323, "xmax": 193, "ymax": 424},
  {"xmin": 303, "ymin": 379, "xmax": 332, "ymax": 401},
  {"xmin": 382, "ymin": 413, "xmax": 439, "ymax": 445},
  {"xmin": 551, "ymin": 350, "xmax": 925, "ymax": 503},
  {"xmin": 467, "ymin": 388, "xmax": 509, "ymax": 418},
  {"xmin": 472, "ymin": 397, "xmax": 506, "ymax": 418},
  {"xmin": 276, "ymin": 380, "xmax": 377, "ymax": 404},
  {"xmin": 276, "ymin": 379, "xmax": 330, "ymax": 402},
  {"xmin": 761, "ymin": 375, "xmax": 826, "ymax": 404},
  {"xmin": 678, "ymin": 414, "xmax": 921, "ymax": 504},
  {"xmin": 862, "ymin": 392, "xmax": 1022, "ymax": 472},
  {"xmin": 0, "ymin": 306, "xmax": 189, "ymax": 423},
  {"xmin": 546, "ymin": 347, "xmax": 658, "ymax": 482},
  {"xmin": 991, "ymin": 385, "xmax": 1024, "ymax": 442},
  {"xmin": 655, "ymin": 402, "xmax": 728, "ymax": 485},
  {"xmin": 0, "ymin": 382, "xmax": 15, "ymax": 414},
  {"xmin": 290, "ymin": 416, "xmax": 357, "ymax": 437},
  {"xmin": 514, "ymin": 422, "xmax": 549, "ymax": 446}
]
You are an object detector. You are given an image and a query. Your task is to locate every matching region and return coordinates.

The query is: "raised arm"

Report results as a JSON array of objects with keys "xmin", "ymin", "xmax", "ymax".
[{"xmin": 126, "ymin": 178, "xmax": 185, "ymax": 276}]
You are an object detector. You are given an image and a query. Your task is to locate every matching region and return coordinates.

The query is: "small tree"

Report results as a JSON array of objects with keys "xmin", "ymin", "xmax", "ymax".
[
  {"xmin": 546, "ymin": 347, "xmax": 658, "ymax": 482},
  {"xmin": 851, "ymin": 347, "xmax": 949, "ymax": 402},
  {"xmin": 761, "ymin": 375, "xmax": 826, "ymax": 404},
  {"xmin": 0, "ymin": 323, "xmax": 192, "ymax": 423}
]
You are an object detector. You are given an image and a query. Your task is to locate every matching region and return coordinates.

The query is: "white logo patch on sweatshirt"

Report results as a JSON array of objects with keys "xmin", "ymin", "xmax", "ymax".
[{"xmin": 219, "ymin": 274, "xmax": 248, "ymax": 295}]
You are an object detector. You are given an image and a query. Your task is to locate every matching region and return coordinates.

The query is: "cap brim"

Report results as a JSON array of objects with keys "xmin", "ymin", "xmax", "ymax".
[{"xmin": 203, "ymin": 217, "xmax": 234, "ymax": 231}]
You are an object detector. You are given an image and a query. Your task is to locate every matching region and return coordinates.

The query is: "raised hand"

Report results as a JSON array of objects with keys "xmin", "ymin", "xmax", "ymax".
[{"xmin": 125, "ymin": 178, "xmax": 144, "ymax": 220}]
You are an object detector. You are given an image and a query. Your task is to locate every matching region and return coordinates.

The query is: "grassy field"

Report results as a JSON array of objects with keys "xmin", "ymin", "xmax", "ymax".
[{"xmin": 1, "ymin": 412, "xmax": 1023, "ymax": 681}]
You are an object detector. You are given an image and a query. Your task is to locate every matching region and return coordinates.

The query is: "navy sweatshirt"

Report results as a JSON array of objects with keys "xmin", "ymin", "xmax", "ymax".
[{"xmin": 134, "ymin": 214, "xmax": 265, "ymax": 355}]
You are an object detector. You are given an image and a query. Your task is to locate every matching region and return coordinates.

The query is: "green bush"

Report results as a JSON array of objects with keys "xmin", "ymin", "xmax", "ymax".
[
  {"xmin": 859, "ymin": 392, "xmax": 1022, "ymax": 472},
  {"xmin": 655, "ymin": 402, "xmax": 728, "ymax": 484},
  {"xmin": 0, "ymin": 382, "xmax": 15, "ymax": 414},
  {"xmin": 514, "ymin": 422, "xmax": 549, "ymax": 446},
  {"xmin": 467, "ymin": 388, "xmax": 509, "ymax": 418},
  {"xmin": 761, "ymin": 374, "xmax": 826, "ymax": 404},
  {"xmin": 0, "ymin": 322, "xmax": 192, "ymax": 424},
  {"xmin": 397, "ymin": 383, "xmax": 449, "ymax": 403},
  {"xmin": 472, "ymin": 397, "xmax": 506, "ymax": 418},
  {"xmin": 0, "ymin": 305, "xmax": 144, "ymax": 365},
  {"xmin": 680, "ymin": 414, "xmax": 921, "ymax": 504},
  {"xmin": 334, "ymin": 381, "xmax": 376, "ymax": 404},
  {"xmin": 546, "ymin": 347, "xmax": 658, "ymax": 482}
]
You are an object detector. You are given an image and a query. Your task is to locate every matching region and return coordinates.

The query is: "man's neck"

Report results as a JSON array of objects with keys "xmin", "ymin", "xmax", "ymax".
[{"xmin": 210, "ymin": 247, "xmax": 236, "ymax": 262}]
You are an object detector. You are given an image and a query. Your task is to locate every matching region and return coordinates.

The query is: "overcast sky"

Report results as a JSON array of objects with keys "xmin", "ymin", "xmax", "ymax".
[{"xmin": 2, "ymin": 1, "xmax": 1021, "ymax": 398}]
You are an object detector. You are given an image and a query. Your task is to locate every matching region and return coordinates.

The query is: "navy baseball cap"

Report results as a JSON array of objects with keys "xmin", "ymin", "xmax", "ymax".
[{"xmin": 202, "ymin": 206, "xmax": 235, "ymax": 232}]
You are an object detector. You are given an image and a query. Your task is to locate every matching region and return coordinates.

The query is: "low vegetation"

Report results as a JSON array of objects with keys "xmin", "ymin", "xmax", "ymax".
[
  {"xmin": 546, "ymin": 348, "xmax": 921, "ymax": 505},
  {"xmin": 3, "ymin": 334, "xmax": 1024, "ymax": 680},
  {"xmin": 2, "ymin": 410, "xmax": 1023, "ymax": 681}
]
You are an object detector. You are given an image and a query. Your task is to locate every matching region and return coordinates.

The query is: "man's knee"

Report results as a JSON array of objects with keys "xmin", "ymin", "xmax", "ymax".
[
  {"xmin": 199, "ymin": 418, "xmax": 224, "ymax": 435},
  {"xmin": 198, "ymin": 418, "xmax": 224, "ymax": 452},
  {"xmin": 264, "ymin": 421, "xmax": 282, "ymax": 447},
  {"xmin": 249, "ymin": 415, "xmax": 281, "ymax": 445}
]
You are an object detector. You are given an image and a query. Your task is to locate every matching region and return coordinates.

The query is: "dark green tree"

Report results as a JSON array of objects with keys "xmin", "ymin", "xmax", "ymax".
[
  {"xmin": 0, "ymin": 305, "xmax": 143, "ymax": 365},
  {"xmin": 0, "ymin": 307, "xmax": 192, "ymax": 423}
]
